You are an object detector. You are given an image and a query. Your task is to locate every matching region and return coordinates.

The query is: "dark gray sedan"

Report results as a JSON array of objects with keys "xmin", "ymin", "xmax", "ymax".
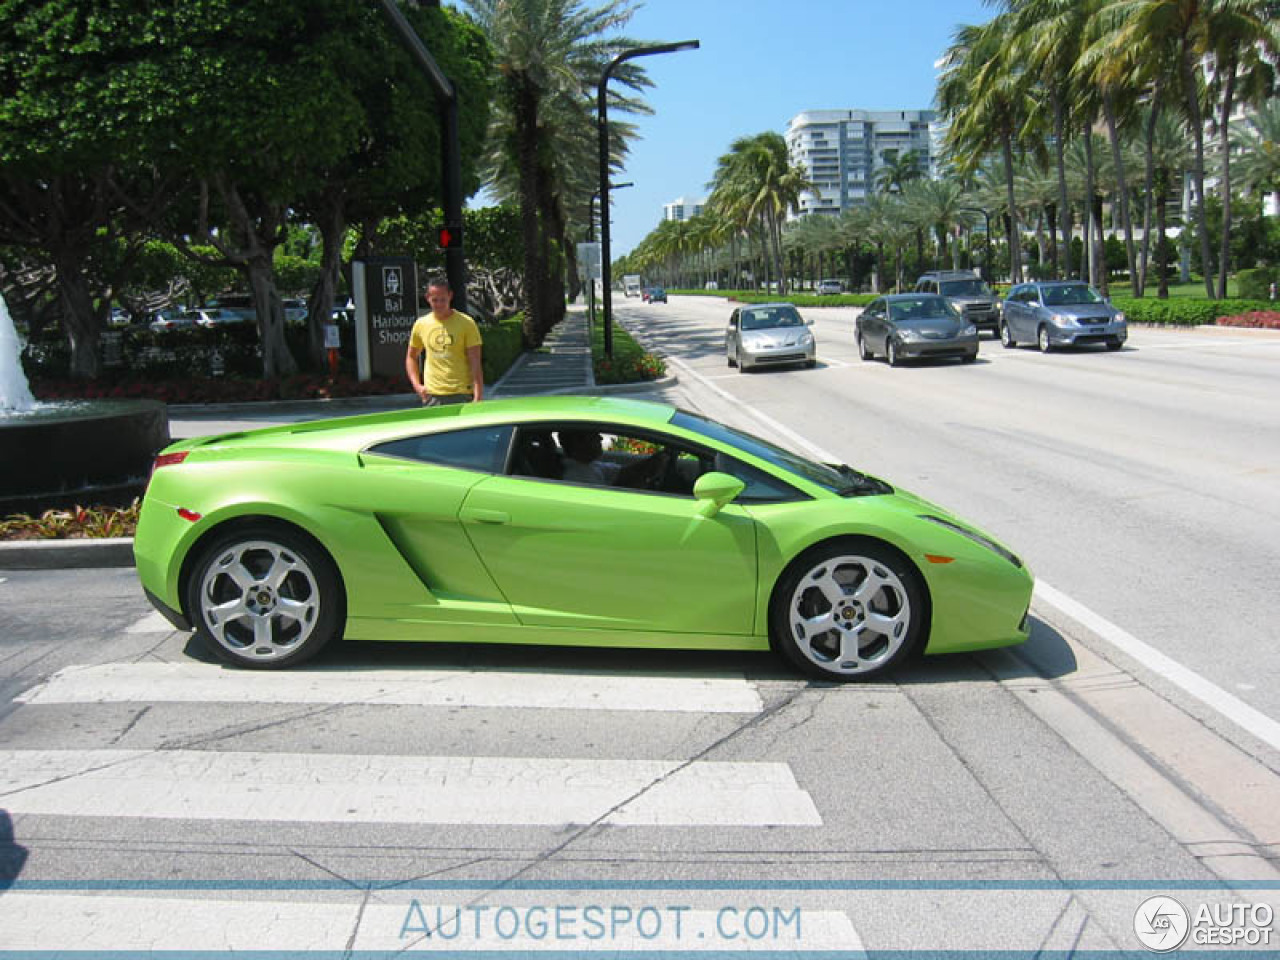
[
  {"xmin": 855, "ymin": 294, "xmax": 979, "ymax": 366},
  {"xmin": 1000, "ymin": 281, "xmax": 1127, "ymax": 352}
]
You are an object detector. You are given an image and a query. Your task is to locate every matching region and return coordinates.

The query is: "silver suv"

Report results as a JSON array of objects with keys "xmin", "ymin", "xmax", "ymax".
[{"xmin": 914, "ymin": 271, "xmax": 1000, "ymax": 334}]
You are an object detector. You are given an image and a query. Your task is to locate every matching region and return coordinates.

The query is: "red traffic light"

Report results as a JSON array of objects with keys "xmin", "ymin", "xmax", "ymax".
[{"xmin": 438, "ymin": 225, "xmax": 461, "ymax": 249}]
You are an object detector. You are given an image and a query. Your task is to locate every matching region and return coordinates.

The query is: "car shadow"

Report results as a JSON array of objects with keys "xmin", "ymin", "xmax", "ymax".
[
  {"xmin": 0, "ymin": 810, "xmax": 29, "ymax": 891},
  {"xmin": 181, "ymin": 616, "xmax": 1074, "ymax": 686}
]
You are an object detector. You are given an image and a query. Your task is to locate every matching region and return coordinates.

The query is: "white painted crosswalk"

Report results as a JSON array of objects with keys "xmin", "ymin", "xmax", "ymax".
[{"xmin": 16, "ymin": 661, "xmax": 765, "ymax": 713}]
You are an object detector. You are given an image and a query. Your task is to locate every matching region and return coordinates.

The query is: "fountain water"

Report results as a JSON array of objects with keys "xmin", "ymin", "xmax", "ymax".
[{"xmin": 1, "ymin": 293, "xmax": 170, "ymax": 515}]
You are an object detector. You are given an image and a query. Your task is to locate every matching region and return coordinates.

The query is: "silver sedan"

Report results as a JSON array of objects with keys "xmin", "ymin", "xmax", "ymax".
[
  {"xmin": 1000, "ymin": 281, "xmax": 1127, "ymax": 352},
  {"xmin": 726, "ymin": 303, "xmax": 816, "ymax": 372}
]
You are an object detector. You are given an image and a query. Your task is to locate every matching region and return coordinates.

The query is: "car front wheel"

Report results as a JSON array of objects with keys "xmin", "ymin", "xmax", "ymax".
[
  {"xmin": 185, "ymin": 524, "xmax": 345, "ymax": 669},
  {"xmin": 887, "ymin": 339, "xmax": 902, "ymax": 366},
  {"xmin": 770, "ymin": 539, "xmax": 925, "ymax": 681},
  {"xmin": 1037, "ymin": 325, "xmax": 1052, "ymax": 353}
]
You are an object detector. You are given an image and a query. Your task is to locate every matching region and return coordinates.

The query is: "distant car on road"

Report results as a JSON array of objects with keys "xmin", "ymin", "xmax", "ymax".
[
  {"xmin": 148, "ymin": 310, "xmax": 200, "ymax": 333},
  {"xmin": 642, "ymin": 287, "xmax": 667, "ymax": 303},
  {"xmin": 817, "ymin": 279, "xmax": 844, "ymax": 295},
  {"xmin": 726, "ymin": 303, "xmax": 816, "ymax": 372},
  {"xmin": 914, "ymin": 270, "xmax": 1000, "ymax": 334},
  {"xmin": 855, "ymin": 294, "xmax": 979, "ymax": 366},
  {"xmin": 1000, "ymin": 281, "xmax": 1127, "ymax": 352},
  {"xmin": 195, "ymin": 307, "xmax": 250, "ymax": 328}
]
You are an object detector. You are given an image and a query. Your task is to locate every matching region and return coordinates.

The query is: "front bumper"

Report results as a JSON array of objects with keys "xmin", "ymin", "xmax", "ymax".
[
  {"xmin": 1047, "ymin": 322, "xmax": 1127, "ymax": 346},
  {"xmin": 896, "ymin": 335, "xmax": 979, "ymax": 360},
  {"xmin": 741, "ymin": 342, "xmax": 816, "ymax": 369}
]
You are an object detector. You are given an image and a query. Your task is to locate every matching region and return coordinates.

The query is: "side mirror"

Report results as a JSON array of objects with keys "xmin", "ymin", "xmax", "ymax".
[
  {"xmin": 692, "ymin": 471, "xmax": 746, "ymax": 518},
  {"xmin": 806, "ymin": 316, "xmax": 814, "ymax": 325}
]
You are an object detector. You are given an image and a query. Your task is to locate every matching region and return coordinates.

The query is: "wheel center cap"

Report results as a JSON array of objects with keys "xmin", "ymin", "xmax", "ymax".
[{"xmin": 249, "ymin": 587, "xmax": 277, "ymax": 614}]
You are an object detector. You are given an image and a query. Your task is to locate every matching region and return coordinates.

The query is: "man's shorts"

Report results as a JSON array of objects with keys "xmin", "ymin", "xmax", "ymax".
[{"xmin": 424, "ymin": 393, "xmax": 472, "ymax": 406}]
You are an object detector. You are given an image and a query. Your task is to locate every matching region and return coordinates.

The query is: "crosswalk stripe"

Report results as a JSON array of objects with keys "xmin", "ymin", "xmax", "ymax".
[
  {"xmin": 0, "ymin": 894, "xmax": 861, "ymax": 952},
  {"xmin": 16, "ymin": 662, "xmax": 765, "ymax": 713},
  {"xmin": 0, "ymin": 749, "xmax": 822, "ymax": 827}
]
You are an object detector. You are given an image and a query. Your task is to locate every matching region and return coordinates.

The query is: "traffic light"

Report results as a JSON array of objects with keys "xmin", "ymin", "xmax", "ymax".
[{"xmin": 437, "ymin": 223, "xmax": 462, "ymax": 250}]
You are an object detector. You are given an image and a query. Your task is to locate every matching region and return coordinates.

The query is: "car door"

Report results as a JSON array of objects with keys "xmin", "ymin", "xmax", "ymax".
[
  {"xmin": 859, "ymin": 299, "xmax": 883, "ymax": 350},
  {"xmin": 459, "ymin": 425, "xmax": 759, "ymax": 636},
  {"xmin": 1006, "ymin": 287, "xmax": 1029, "ymax": 339}
]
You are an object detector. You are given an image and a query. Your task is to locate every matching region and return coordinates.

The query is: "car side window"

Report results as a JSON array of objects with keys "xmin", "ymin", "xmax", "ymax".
[{"xmin": 367, "ymin": 425, "xmax": 514, "ymax": 474}]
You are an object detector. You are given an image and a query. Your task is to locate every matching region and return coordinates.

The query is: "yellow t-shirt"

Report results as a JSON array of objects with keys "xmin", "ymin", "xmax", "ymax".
[{"xmin": 408, "ymin": 310, "xmax": 482, "ymax": 395}]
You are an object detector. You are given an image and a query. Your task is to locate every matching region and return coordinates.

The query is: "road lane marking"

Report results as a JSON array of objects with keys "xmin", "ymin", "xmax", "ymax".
[
  {"xmin": 15, "ymin": 662, "xmax": 764, "ymax": 713},
  {"xmin": 0, "ymin": 893, "xmax": 859, "ymax": 952},
  {"xmin": 0, "ymin": 749, "xmax": 822, "ymax": 826},
  {"xmin": 1034, "ymin": 581, "xmax": 1280, "ymax": 752}
]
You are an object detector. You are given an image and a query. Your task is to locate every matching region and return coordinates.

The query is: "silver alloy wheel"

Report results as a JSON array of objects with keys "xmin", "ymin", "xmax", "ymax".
[
  {"xmin": 857, "ymin": 332, "xmax": 872, "ymax": 360},
  {"xmin": 887, "ymin": 339, "xmax": 900, "ymax": 366},
  {"xmin": 1038, "ymin": 325, "xmax": 1052, "ymax": 353},
  {"xmin": 1000, "ymin": 321, "xmax": 1015, "ymax": 348},
  {"xmin": 786, "ymin": 552, "xmax": 913, "ymax": 676},
  {"xmin": 197, "ymin": 539, "xmax": 321, "ymax": 664}
]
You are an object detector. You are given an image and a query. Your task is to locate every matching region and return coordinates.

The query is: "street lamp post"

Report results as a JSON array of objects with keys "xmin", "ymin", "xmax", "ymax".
[
  {"xmin": 597, "ymin": 40, "xmax": 698, "ymax": 358},
  {"xmin": 588, "ymin": 182, "xmax": 632, "ymax": 332}
]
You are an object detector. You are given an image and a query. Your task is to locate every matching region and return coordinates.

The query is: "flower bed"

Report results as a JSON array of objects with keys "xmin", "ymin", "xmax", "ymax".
[
  {"xmin": 1, "ymin": 501, "xmax": 139, "ymax": 541},
  {"xmin": 1216, "ymin": 311, "xmax": 1280, "ymax": 330}
]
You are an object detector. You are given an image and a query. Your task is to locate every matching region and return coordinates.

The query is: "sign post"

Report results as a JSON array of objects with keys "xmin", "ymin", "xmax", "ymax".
[{"xmin": 353, "ymin": 258, "xmax": 419, "ymax": 381}]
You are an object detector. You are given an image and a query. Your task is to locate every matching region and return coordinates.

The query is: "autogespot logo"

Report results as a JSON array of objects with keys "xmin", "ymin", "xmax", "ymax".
[{"xmin": 1135, "ymin": 896, "xmax": 1191, "ymax": 952}]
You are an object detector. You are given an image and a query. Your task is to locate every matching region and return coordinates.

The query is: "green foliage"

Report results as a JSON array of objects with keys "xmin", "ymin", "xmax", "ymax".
[
  {"xmin": 273, "ymin": 253, "xmax": 321, "ymax": 296},
  {"xmin": 480, "ymin": 313, "xmax": 525, "ymax": 385},
  {"xmin": 1111, "ymin": 297, "xmax": 1275, "ymax": 326},
  {"xmin": 668, "ymin": 288, "xmax": 878, "ymax": 307},
  {"xmin": 590, "ymin": 318, "xmax": 666, "ymax": 385},
  {"xmin": 1236, "ymin": 267, "xmax": 1277, "ymax": 301}
]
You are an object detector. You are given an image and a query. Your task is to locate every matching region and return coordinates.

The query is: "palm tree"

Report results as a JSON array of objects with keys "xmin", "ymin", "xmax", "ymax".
[
  {"xmin": 466, "ymin": 0, "xmax": 650, "ymax": 345},
  {"xmin": 903, "ymin": 178, "xmax": 971, "ymax": 271},
  {"xmin": 1233, "ymin": 99, "xmax": 1280, "ymax": 206},
  {"xmin": 1145, "ymin": 110, "xmax": 1192, "ymax": 297},
  {"xmin": 874, "ymin": 149, "xmax": 926, "ymax": 195},
  {"xmin": 707, "ymin": 132, "xmax": 813, "ymax": 296},
  {"xmin": 938, "ymin": 14, "xmax": 1038, "ymax": 284}
]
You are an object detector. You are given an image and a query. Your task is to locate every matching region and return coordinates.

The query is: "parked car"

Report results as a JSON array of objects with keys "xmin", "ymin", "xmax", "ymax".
[
  {"xmin": 817, "ymin": 279, "xmax": 844, "ymax": 295},
  {"xmin": 725, "ymin": 303, "xmax": 816, "ymax": 372},
  {"xmin": 134, "ymin": 396, "xmax": 1033, "ymax": 681},
  {"xmin": 642, "ymin": 287, "xmax": 667, "ymax": 303},
  {"xmin": 195, "ymin": 307, "xmax": 250, "ymax": 328},
  {"xmin": 914, "ymin": 270, "xmax": 1001, "ymax": 334},
  {"xmin": 148, "ymin": 310, "xmax": 200, "ymax": 333},
  {"xmin": 855, "ymin": 294, "xmax": 979, "ymax": 366},
  {"xmin": 283, "ymin": 298, "xmax": 309, "ymax": 324},
  {"xmin": 999, "ymin": 281, "xmax": 1127, "ymax": 352}
]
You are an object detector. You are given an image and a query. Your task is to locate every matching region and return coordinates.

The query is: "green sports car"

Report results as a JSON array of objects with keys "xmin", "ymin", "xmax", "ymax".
[{"xmin": 134, "ymin": 396, "xmax": 1033, "ymax": 681}]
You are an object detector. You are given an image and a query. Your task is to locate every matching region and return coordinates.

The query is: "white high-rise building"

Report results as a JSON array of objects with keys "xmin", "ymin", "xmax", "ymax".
[
  {"xmin": 786, "ymin": 109, "xmax": 941, "ymax": 218},
  {"xmin": 663, "ymin": 196, "xmax": 705, "ymax": 222}
]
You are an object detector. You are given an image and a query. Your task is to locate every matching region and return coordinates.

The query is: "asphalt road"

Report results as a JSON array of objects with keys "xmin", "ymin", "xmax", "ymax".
[{"xmin": 2, "ymin": 299, "xmax": 1279, "ymax": 954}]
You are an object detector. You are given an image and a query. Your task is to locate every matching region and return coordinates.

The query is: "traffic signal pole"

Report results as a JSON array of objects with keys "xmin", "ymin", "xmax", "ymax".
[{"xmin": 376, "ymin": 0, "xmax": 467, "ymax": 312}]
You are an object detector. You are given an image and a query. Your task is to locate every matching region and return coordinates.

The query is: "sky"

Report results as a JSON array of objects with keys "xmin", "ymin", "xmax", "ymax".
[{"xmin": 596, "ymin": 0, "xmax": 995, "ymax": 255}]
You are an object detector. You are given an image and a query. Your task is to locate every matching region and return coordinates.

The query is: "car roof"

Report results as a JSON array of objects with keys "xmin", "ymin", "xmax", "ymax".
[
  {"xmin": 882, "ymin": 293, "xmax": 946, "ymax": 301},
  {"xmin": 180, "ymin": 396, "xmax": 682, "ymax": 455},
  {"xmin": 740, "ymin": 302, "xmax": 797, "ymax": 310}
]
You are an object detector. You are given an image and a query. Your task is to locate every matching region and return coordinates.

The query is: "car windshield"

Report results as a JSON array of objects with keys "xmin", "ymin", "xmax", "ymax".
[
  {"xmin": 888, "ymin": 298, "xmax": 957, "ymax": 323},
  {"xmin": 1042, "ymin": 283, "xmax": 1103, "ymax": 306},
  {"xmin": 671, "ymin": 410, "xmax": 887, "ymax": 497},
  {"xmin": 938, "ymin": 279, "xmax": 990, "ymax": 297},
  {"xmin": 741, "ymin": 307, "xmax": 803, "ymax": 331}
]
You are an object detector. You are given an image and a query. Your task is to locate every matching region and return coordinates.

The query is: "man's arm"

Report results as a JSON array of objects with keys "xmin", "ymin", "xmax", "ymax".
[
  {"xmin": 405, "ymin": 345, "xmax": 428, "ymax": 402},
  {"xmin": 467, "ymin": 344, "xmax": 484, "ymax": 402}
]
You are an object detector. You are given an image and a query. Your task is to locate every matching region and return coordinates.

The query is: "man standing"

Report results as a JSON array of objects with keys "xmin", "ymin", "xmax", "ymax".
[{"xmin": 405, "ymin": 277, "xmax": 484, "ymax": 405}]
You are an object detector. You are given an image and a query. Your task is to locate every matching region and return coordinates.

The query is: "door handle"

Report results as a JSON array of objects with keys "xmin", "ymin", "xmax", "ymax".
[{"xmin": 461, "ymin": 508, "xmax": 510, "ymax": 525}]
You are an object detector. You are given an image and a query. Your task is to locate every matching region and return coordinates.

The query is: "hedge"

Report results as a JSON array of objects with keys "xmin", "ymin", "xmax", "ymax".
[
  {"xmin": 1236, "ymin": 267, "xmax": 1277, "ymax": 301},
  {"xmin": 666, "ymin": 288, "xmax": 878, "ymax": 307},
  {"xmin": 1110, "ymin": 297, "xmax": 1275, "ymax": 326}
]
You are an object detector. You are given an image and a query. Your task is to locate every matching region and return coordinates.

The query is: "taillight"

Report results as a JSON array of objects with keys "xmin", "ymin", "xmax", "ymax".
[{"xmin": 152, "ymin": 451, "xmax": 189, "ymax": 471}]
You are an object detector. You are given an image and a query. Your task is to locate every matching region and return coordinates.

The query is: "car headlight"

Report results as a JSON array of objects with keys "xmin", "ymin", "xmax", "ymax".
[
  {"xmin": 919, "ymin": 515, "xmax": 1023, "ymax": 568},
  {"xmin": 961, "ymin": 325, "xmax": 977, "ymax": 337},
  {"xmin": 798, "ymin": 331, "xmax": 814, "ymax": 344},
  {"xmin": 1114, "ymin": 312, "xmax": 1126, "ymax": 324},
  {"xmin": 898, "ymin": 330, "xmax": 923, "ymax": 342},
  {"xmin": 1051, "ymin": 313, "xmax": 1074, "ymax": 325}
]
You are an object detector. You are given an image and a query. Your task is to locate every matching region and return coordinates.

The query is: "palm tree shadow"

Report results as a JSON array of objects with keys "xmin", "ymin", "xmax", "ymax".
[{"xmin": 0, "ymin": 810, "xmax": 28, "ymax": 891}]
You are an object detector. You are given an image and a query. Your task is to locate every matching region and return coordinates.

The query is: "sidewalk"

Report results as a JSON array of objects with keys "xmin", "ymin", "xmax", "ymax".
[{"xmin": 490, "ymin": 308, "xmax": 594, "ymax": 397}]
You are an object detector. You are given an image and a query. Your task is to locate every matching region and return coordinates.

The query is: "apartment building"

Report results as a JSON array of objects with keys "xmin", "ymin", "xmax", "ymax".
[
  {"xmin": 785, "ymin": 109, "xmax": 943, "ymax": 218},
  {"xmin": 662, "ymin": 196, "xmax": 705, "ymax": 222}
]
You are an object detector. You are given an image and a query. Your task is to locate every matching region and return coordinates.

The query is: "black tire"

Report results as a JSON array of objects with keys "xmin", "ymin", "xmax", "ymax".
[
  {"xmin": 999, "ymin": 320, "xmax": 1016, "ymax": 349},
  {"xmin": 185, "ymin": 523, "xmax": 345, "ymax": 669},
  {"xmin": 769, "ymin": 538, "xmax": 926, "ymax": 682},
  {"xmin": 961, "ymin": 351, "xmax": 978, "ymax": 364},
  {"xmin": 857, "ymin": 331, "xmax": 873, "ymax": 361},
  {"xmin": 1106, "ymin": 338, "xmax": 1123, "ymax": 351},
  {"xmin": 727, "ymin": 350, "xmax": 736, "ymax": 368},
  {"xmin": 805, "ymin": 357, "xmax": 817, "ymax": 369}
]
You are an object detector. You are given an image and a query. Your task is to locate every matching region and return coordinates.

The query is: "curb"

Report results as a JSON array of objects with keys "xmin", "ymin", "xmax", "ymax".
[{"xmin": 0, "ymin": 537, "xmax": 134, "ymax": 570}]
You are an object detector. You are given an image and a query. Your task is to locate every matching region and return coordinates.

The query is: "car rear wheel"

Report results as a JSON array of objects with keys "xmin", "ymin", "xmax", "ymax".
[
  {"xmin": 770, "ymin": 539, "xmax": 925, "ymax": 681},
  {"xmin": 186, "ymin": 524, "xmax": 344, "ymax": 669},
  {"xmin": 999, "ymin": 320, "xmax": 1016, "ymax": 348},
  {"xmin": 1037, "ymin": 325, "xmax": 1052, "ymax": 353}
]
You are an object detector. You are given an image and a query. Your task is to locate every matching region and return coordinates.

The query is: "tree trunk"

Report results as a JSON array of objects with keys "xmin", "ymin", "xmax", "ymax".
[
  {"xmin": 307, "ymin": 194, "xmax": 346, "ymax": 370},
  {"xmin": 246, "ymin": 256, "xmax": 294, "ymax": 378},
  {"xmin": 513, "ymin": 79, "xmax": 545, "ymax": 347},
  {"xmin": 1157, "ymin": 186, "xmax": 1170, "ymax": 299},
  {"xmin": 1002, "ymin": 133, "xmax": 1023, "ymax": 284},
  {"xmin": 1053, "ymin": 91, "xmax": 1072, "ymax": 280},
  {"xmin": 1216, "ymin": 56, "xmax": 1237, "ymax": 300},
  {"xmin": 1083, "ymin": 130, "xmax": 1102, "ymax": 290},
  {"xmin": 1181, "ymin": 46, "xmax": 1215, "ymax": 298},
  {"xmin": 1103, "ymin": 92, "xmax": 1139, "ymax": 296},
  {"xmin": 1138, "ymin": 82, "xmax": 1164, "ymax": 297},
  {"xmin": 53, "ymin": 249, "xmax": 100, "ymax": 379}
]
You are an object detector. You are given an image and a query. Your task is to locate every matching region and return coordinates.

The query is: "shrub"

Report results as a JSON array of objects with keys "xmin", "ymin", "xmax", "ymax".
[
  {"xmin": 1110, "ymin": 297, "xmax": 1274, "ymax": 326},
  {"xmin": 1217, "ymin": 311, "xmax": 1280, "ymax": 330},
  {"xmin": 1, "ymin": 500, "xmax": 140, "ymax": 540},
  {"xmin": 1236, "ymin": 267, "xmax": 1277, "ymax": 302},
  {"xmin": 480, "ymin": 313, "xmax": 525, "ymax": 386}
]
